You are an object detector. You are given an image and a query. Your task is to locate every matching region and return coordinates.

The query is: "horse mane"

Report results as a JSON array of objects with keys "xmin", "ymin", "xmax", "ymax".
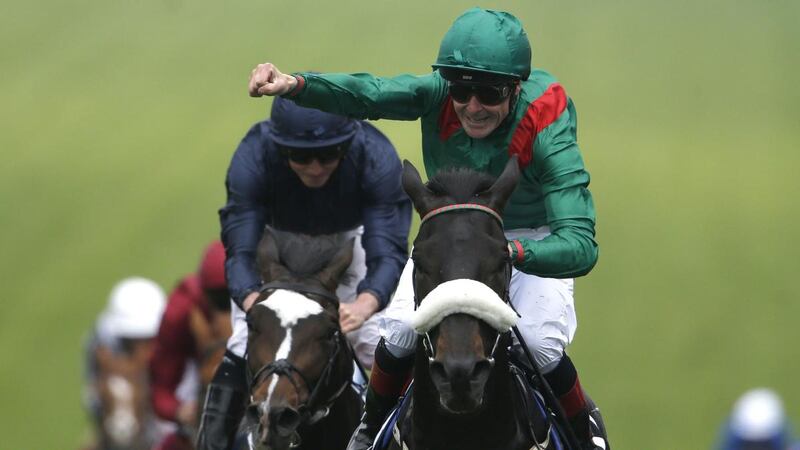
[
  {"xmin": 425, "ymin": 167, "xmax": 496, "ymax": 202},
  {"xmin": 267, "ymin": 226, "xmax": 353, "ymax": 283}
]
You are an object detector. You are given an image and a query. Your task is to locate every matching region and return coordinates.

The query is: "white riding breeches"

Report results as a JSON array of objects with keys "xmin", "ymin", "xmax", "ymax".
[
  {"xmin": 379, "ymin": 226, "xmax": 577, "ymax": 374},
  {"xmin": 226, "ymin": 226, "xmax": 384, "ymax": 367}
]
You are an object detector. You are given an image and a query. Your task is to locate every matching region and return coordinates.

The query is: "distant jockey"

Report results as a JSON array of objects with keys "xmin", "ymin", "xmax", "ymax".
[
  {"xmin": 718, "ymin": 388, "xmax": 800, "ymax": 450},
  {"xmin": 150, "ymin": 241, "xmax": 231, "ymax": 450}
]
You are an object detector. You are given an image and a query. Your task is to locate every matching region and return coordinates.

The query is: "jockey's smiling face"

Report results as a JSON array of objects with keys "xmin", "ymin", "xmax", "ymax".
[{"xmin": 451, "ymin": 83, "xmax": 521, "ymax": 139}]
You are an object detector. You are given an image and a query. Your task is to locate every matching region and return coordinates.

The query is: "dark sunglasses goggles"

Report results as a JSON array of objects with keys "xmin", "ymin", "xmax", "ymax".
[
  {"xmin": 279, "ymin": 141, "xmax": 349, "ymax": 165},
  {"xmin": 448, "ymin": 82, "xmax": 514, "ymax": 106}
]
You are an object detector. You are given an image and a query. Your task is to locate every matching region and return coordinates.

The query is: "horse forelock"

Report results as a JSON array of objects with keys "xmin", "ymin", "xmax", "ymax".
[{"xmin": 426, "ymin": 168, "xmax": 496, "ymax": 203}]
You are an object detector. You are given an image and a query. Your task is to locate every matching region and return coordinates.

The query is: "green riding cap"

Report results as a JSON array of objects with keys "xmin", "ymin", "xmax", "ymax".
[{"xmin": 433, "ymin": 7, "xmax": 532, "ymax": 81}]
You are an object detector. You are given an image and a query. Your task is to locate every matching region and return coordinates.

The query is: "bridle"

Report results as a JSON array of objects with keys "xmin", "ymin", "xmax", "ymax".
[
  {"xmin": 246, "ymin": 282, "xmax": 352, "ymax": 446},
  {"xmin": 414, "ymin": 202, "xmax": 514, "ymax": 365}
]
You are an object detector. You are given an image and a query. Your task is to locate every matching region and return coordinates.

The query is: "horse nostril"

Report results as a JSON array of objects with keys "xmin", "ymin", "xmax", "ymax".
[
  {"xmin": 247, "ymin": 403, "xmax": 260, "ymax": 422},
  {"xmin": 471, "ymin": 359, "xmax": 493, "ymax": 385},
  {"xmin": 271, "ymin": 406, "xmax": 301, "ymax": 437},
  {"xmin": 472, "ymin": 359, "xmax": 492, "ymax": 378},
  {"xmin": 429, "ymin": 360, "xmax": 448, "ymax": 385}
]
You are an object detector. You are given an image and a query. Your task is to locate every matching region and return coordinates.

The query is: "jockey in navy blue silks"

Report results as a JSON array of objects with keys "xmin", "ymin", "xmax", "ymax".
[{"xmin": 196, "ymin": 97, "xmax": 412, "ymax": 450}]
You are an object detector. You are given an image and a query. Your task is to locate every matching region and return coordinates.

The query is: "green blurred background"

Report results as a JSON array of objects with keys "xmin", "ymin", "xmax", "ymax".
[{"xmin": 2, "ymin": 0, "xmax": 799, "ymax": 448}]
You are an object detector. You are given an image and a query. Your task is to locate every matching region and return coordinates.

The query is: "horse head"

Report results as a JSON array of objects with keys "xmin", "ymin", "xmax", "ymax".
[
  {"xmin": 402, "ymin": 157, "xmax": 520, "ymax": 415},
  {"xmin": 95, "ymin": 342, "xmax": 155, "ymax": 450},
  {"xmin": 245, "ymin": 229, "xmax": 355, "ymax": 450}
]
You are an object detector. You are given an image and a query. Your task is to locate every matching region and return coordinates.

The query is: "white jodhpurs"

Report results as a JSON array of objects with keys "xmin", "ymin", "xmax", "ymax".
[
  {"xmin": 226, "ymin": 226, "xmax": 384, "ymax": 367},
  {"xmin": 379, "ymin": 226, "xmax": 577, "ymax": 374}
]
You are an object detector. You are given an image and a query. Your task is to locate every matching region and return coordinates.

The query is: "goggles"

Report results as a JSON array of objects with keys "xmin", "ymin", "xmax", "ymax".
[
  {"xmin": 279, "ymin": 141, "xmax": 349, "ymax": 165},
  {"xmin": 448, "ymin": 82, "xmax": 514, "ymax": 106}
]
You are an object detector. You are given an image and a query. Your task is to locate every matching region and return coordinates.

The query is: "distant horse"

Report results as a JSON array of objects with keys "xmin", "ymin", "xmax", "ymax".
[
  {"xmin": 386, "ymin": 157, "xmax": 568, "ymax": 450},
  {"xmin": 241, "ymin": 229, "xmax": 363, "ymax": 450},
  {"xmin": 93, "ymin": 343, "xmax": 159, "ymax": 450}
]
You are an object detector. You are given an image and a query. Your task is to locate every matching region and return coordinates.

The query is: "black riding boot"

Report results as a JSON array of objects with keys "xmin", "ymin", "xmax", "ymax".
[
  {"xmin": 544, "ymin": 354, "xmax": 609, "ymax": 450},
  {"xmin": 196, "ymin": 351, "xmax": 247, "ymax": 450},
  {"xmin": 347, "ymin": 339, "xmax": 414, "ymax": 450}
]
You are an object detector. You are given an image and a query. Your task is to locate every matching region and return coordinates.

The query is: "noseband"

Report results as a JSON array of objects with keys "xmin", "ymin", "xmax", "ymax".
[{"xmin": 415, "ymin": 202, "xmax": 513, "ymax": 364}]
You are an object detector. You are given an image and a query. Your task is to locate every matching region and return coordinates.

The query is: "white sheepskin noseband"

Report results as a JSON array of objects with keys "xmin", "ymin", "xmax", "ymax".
[{"xmin": 410, "ymin": 279, "xmax": 518, "ymax": 333}]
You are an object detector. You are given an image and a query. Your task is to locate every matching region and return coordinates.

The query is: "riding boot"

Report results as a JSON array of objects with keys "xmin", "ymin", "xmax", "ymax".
[
  {"xmin": 544, "ymin": 354, "xmax": 609, "ymax": 450},
  {"xmin": 347, "ymin": 338, "xmax": 414, "ymax": 450},
  {"xmin": 196, "ymin": 351, "xmax": 247, "ymax": 450}
]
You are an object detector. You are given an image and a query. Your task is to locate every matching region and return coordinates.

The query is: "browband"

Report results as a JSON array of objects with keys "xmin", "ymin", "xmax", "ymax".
[{"xmin": 420, "ymin": 203, "xmax": 503, "ymax": 226}]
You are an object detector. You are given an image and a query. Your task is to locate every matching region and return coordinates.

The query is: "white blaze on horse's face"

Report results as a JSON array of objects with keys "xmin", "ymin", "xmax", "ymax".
[
  {"xmin": 104, "ymin": 374, "xmax": 137, "ymax": 446},
  {"xmin": 256, "ymin": 289, "xmax": 325, "ymax": 327},
  {"xmin": 253, "ymin": 289, "xmax": 324, "ymax": 408},
  {"xmin": 410, "ymin": 279, "xmax": 518, "ymax": 334}
]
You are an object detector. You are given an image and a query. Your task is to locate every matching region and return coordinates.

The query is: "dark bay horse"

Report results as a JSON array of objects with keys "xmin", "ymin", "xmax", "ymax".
[
  {"xmin": 241, "ymin": 229, "xmax": 362, "ymax": 450},
  {"xmin": 387, "ymin": 157, "xmax": 565, "ymax": 450}
]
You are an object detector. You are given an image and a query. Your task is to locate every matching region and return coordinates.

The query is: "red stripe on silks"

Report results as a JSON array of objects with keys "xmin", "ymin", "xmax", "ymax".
[
  {"xmin": 438, "ymin": 96, "xmax": 462, "ymax": 141},
  {"xmin": 512, "ymin": 240, "xmax": 525, "ymax": 265},
  {"xmin": 558, "ymin": 376, "xmax": 587, "ymax": 419},
  {"xmin": 369, "ymin": 362, "xmax": 407, "ymax": 397},
  {"xmin": 508, "ymin": 83, "xmax": 568, "ymax": 168}
]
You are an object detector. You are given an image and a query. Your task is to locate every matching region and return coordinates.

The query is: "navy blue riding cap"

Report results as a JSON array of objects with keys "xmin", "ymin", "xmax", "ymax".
[{"xmin": 269, "ymin": 97, "xmax": 357, "ymax": 148}]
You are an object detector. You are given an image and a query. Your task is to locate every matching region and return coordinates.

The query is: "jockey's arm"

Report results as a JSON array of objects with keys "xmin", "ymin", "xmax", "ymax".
[
  {"xmin": 266, "ymin": 70, "xmax": 443, "ymax": 122},
  {"xmin": 149, "ymin": 298, "xmax": 192, "ymax": 422},
  {"xmin": 356, "ymin": 136, "xmax": 412, "ymax": 312},
  {"xmin": 509, "ymin": 100, "xmax": 598, "ymax": 278},
  {"xmin": 219, "ymin": 124, "xmax": 270, "ymax": 309}
]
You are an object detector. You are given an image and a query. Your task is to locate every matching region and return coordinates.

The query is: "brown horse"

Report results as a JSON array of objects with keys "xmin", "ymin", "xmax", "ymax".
[
  {"xmin": 92, "ymin": 342, "xmax": 159, "ymax": 450},
  {"xmin": 241, "ymin": 229, "xmax": 362, "ymax": 450}
]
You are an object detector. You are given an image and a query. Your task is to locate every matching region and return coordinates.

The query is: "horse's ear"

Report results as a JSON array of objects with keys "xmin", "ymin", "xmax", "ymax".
[
  {"xmin": 487, "ymin": 156, "xmax": 520, "ymax": 212},
  {"xmin": 316, "ymin": 238, "xmax": 354, "ymax": 293},
  {"xmin": 256, "ymin": 228, "xmax": 290, "ymax": 282},
  {"xmin": 402, "ymin": 160, "xmax": 435, "ymax": 215}
]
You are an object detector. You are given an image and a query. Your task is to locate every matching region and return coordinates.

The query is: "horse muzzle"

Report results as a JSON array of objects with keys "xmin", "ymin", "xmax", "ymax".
[
  {"xmin": 252, "ymin": 405, "xmax": 302, "ymax": 450},
  {"xmin": 429, "ymin": 357, "xmax": 493, "ymax": 414}
]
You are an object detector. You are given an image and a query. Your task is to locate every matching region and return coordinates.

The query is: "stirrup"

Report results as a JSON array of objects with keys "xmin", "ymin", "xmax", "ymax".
[{"xmin": 584, "ymin": 415, "xmax": 608, "ymax": 450}]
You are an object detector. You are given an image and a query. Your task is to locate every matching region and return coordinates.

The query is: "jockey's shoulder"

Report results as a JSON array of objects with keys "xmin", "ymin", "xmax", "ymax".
[
  {"xmin": 164, "ymin": 275, "xmax": 207, "ymax": 317},
  {"xmin": 520, "ymin": 69, "xmax": 568, "ymax": 103}
]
